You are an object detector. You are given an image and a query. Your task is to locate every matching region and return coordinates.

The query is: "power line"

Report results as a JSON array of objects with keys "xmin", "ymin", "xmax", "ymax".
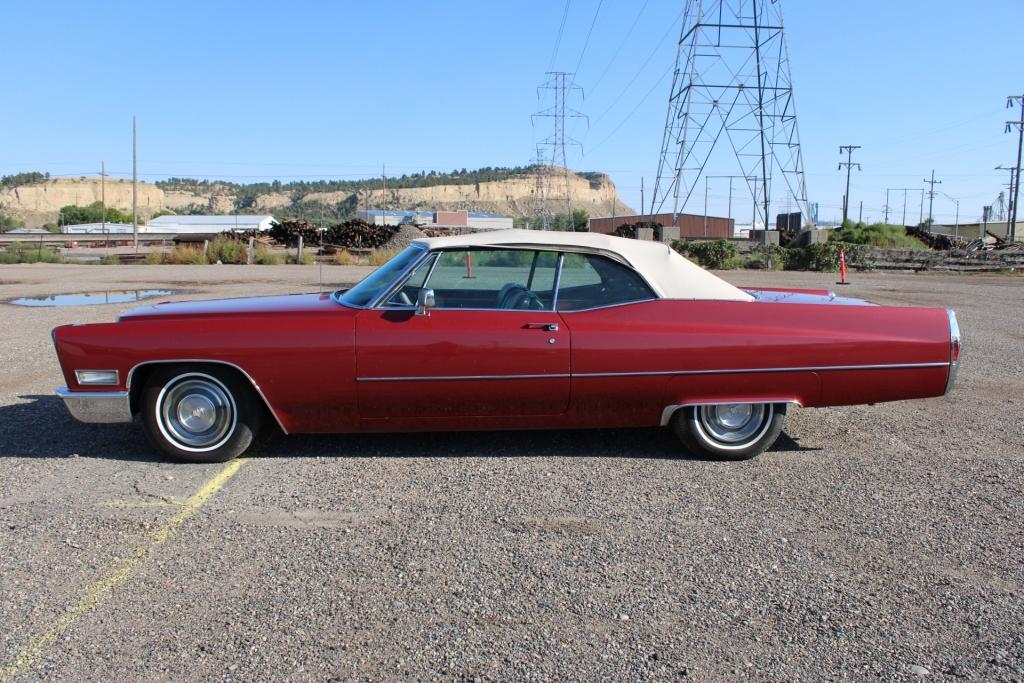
[
  {"xmin": 587, "ymin": 63, "xmax": 673, "ymax": 155},
  {"xmin": 573, "ymin": 0, "xmax": 604, "ymax": 76},
  {"xmin": 548, "ymin": 1, "xmax": 572, "ymax": 72},
  {"xmin": 586, "ymin": 0, "xmax": 650, "ymax": 95},
  {"xmin": 589, "ymin": 9, "xmax": 683, "ymax": 127}
]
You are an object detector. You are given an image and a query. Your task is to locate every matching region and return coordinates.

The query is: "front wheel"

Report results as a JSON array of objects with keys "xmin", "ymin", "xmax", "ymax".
[
  {"xmin": 671, "ymin": 403, "xmax": 785, "ymax": 461},
  {"xmin": 141, "ymin": 366, "xmax": 261, "ymax": 463}
]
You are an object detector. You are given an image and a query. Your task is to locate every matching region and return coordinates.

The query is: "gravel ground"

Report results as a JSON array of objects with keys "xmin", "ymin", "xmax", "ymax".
[{"xmin": 0, "ymin": 263, "xmax": 1021, "ymax": 681}]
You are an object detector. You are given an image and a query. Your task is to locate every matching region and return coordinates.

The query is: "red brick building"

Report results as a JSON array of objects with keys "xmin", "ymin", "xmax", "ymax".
[{"xmin": 588, "ymin": 212, "xmax": 734, "ymax": 239}]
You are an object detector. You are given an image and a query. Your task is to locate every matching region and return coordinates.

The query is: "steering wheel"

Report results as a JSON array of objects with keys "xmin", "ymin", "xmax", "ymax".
[{"xmin": 507, "ymin": 289, "xmax": 544, "ymax": 310}]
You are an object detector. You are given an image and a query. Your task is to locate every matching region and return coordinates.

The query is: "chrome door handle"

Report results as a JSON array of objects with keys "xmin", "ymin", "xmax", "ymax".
[{"xmin": 525, "ymin": 322, "xmax": 559, "ymax": 332}]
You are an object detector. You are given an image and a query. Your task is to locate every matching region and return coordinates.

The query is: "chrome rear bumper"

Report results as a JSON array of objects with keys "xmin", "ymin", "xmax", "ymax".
[{"xmin": 56, "ymin": 387, "xmax": 133, "ymax": 423}]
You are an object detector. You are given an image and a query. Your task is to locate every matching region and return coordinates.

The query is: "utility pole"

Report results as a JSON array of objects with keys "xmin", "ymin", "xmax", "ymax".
[
  {"xmin": 1006, "ymin": 94, "xmax": 1023, "ymax": 242},
  {"xmin": 838, "ymin": 145, "xmax": 861, "ymax": 224},
  {"xmin": 918, "ymin": 189, "xmax": 925, "ymax": 226},
  {"xmin": 640, "ymin": 176, "xmax": 645, "ymax": 226},
  {"xmin": 996, "ymin": 164, "xmax": 1017, "ymax": 239},
  {"xmin": 884, "ymin": 189, "xmax": 890, "ymax": 223},
  {"xmin": 100, "ymin": 161, "xmax": 107, "ymax": 246},
  {"xmin": 887, "ymin": 188, "xmax": 916, "ymax": 226},
  {"xmin": 132, "ymin": 116, "xmax": 138, "ymax": 251},
  {"xmin": 939, "ymin": 191, "xmax": 960, "ymax": 240},
  {"xmin": 923, "ymin": 170, "xmax": 941, "ymax": 230},
  {"xmin": 381, "ymin": 162, "xmax": 387, "ymax": 220}
]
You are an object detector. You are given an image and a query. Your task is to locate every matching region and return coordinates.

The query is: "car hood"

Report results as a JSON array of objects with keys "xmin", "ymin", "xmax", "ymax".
[
  {"xmin": 744, "ymin": 288, "xmax": 873, "ymax": 306},
  {"xmin": 118, "ymin": 293, "xmax": 341, "ymax": 321}
]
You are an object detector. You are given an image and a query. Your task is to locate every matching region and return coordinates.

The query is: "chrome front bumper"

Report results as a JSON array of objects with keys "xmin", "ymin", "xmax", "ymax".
[{"xmin": 56, "ymin": 387, "xmax": 133, "ymax": 423}]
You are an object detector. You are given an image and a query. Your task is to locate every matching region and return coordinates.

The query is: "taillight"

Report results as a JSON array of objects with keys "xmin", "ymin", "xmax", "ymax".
[{"xmin": 951, "ymin": 338, "xmax": 960, "ymax": 363}]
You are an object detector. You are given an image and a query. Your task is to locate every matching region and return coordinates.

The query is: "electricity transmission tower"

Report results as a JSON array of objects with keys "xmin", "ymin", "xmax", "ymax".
[
  {"xmin": 533, "ymin": 71, "xmax": 587, "ymax": 228},
  {"xmin": 652, "ymin": 0, "xmax": 811, "ymax": 230}
]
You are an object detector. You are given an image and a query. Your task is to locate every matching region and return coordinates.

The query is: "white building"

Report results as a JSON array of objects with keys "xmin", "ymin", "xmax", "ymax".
[
  {"xmin": 356, "ymin": 209, "xmax": 513, "ymax": 231},
  {"xmin": 63, "ymin": 222, "xmax": 136, "ymax": 234},
  {"xmin": 143, "ymin": 215, "xmax": 275, "ymax": 233}
]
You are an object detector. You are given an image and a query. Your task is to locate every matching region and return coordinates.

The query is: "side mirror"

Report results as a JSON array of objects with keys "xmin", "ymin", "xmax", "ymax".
[{"xmin": 416, "ymin": 288, "xmax": 435, "ymax": 316}]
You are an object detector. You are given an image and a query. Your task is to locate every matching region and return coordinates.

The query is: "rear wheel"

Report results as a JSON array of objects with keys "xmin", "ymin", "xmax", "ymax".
[
  {"xmin": 141, "ymin": 365, "xmax": 261, "ymax": 463},
  {"xmin": 671, "ymin": 402, "xmax": 785, "ymax": 461}
]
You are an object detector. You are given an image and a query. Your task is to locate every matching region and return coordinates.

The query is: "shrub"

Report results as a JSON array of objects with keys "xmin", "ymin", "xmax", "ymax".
[
  {"xmin": 169, "ymin": 246, "xmax": 207, "ymax": 265},
  {"xmin": 206, "ymin": 237, "xmax": 247, "ymax": 264},
  {"xmin": 830, "ymin": 221, "xmax": 927, "ymax": 249},
  {"xmin": 671, "ymin": 238, "xmax": 740, "ymax": 269},
  {"xmin": 334, "ymin": 249, "xmax": 355, "ymax": 265},
  {"xmin": 368, "ymin": 248, "xmax": 399, "ymax": 266},
  {"xmin": 254, "ymin": 247, "xmax": 282, "ymax": 265},
  {"xmin": 806, "ymin": 241, "xmax": 867, "ymax": 272},
  {"xmin": 144, "ymin": 250, "xmax": 167, "ymax": 265},
  {"xmin": 98, "ymin": 255, "xmax": 120, "ymax": 265},
  {"xmin": 286, "ymin": 251, "xmax": 315, "ymax": 265},
  {"xmin": 0, "ymin": 246, "xmax": 63, "ymax": 264}
]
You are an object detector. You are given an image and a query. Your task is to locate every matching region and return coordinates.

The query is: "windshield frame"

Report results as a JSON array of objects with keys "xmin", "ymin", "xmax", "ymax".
[{"xmin": 333, "ymin": 243, "xmax": 429, "ymax": 309}]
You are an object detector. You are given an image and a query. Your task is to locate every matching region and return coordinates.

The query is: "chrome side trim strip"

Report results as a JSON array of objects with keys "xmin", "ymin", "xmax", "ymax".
[
  {"xmin": 57, "ymin": 387, "xmax": 133, "ymax": 424},
  {"xmin": 355, "ymin": 361, "xmax": 949, "ymax": 383},
  {"xmin": 125, "ymin": 359, "xmax": 288, "ymax": 434},
  {"xmin": 573, "ymin": 362, "xmax": 950, "ymax": 379},
  {"xmin": 357, "ymin": 373, "xmax": 572, "ymax": 383}
]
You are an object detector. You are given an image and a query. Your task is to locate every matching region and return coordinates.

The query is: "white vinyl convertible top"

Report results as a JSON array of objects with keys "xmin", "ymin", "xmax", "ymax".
[{"xmin": 414, "ymin": 229, "xmax": 753, "ymax": 302}]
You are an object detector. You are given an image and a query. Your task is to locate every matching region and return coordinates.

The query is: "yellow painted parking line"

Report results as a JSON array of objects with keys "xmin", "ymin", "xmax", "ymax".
[{"xmin": 0, "ymin": 459, "xmax": 246, "ymax": 681}]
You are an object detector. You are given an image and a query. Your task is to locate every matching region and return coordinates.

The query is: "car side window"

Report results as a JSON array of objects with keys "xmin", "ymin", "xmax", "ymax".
[
  {"xmin": 556, "ymin": 253, "xmax": 655, "ymax": 311},
  {"xmin": 382, "ymin": 253, "xmax": 437, "ymax": 307},
  {"xmin": 422, "ymin": 249, "xmax": 557, "ymax": 310}
]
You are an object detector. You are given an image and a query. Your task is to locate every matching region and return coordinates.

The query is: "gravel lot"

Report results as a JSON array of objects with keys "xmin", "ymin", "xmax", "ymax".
[{"xmin": 0, "ymin": 263, "xmax": 1021, "ymax": 681}]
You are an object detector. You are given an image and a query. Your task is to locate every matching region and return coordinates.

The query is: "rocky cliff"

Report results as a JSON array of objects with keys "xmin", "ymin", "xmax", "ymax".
[
  {"xmin": 0, "ymin": 177, "xmax": 164, "ymax": 227},
  {"xmin": 1, "ymin": 169, "xmax": 634, "ymax": 228}
]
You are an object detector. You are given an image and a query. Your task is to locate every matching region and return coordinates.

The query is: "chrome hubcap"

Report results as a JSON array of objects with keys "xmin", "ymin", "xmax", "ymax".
[
  {"xmin": 156, "ymin": 374, "xmax": 236, "ymax": 452},
  {"xmin": 698, "ymin": 403, "xmax": 770, "ymax": 445}
]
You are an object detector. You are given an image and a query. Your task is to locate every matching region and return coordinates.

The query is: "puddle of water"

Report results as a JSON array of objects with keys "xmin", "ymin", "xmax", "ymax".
[{"xmin": 7, "ymin": 289, "xmax": 177, "ymax": 307}]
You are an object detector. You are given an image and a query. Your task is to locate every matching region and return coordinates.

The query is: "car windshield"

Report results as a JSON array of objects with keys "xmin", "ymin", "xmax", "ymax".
[{"xmin": 337, "ymin": 244, "xmax": 426, "ymax": 307}]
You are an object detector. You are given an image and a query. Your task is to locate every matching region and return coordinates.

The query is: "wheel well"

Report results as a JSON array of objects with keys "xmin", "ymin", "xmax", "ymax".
[
  {"xmin": 127, "ymin": 361, "xmax": 284, "ymax": 433},
  {"xmin": 661, "ymin": 400, "xmax": 793, "ymax": 427}
]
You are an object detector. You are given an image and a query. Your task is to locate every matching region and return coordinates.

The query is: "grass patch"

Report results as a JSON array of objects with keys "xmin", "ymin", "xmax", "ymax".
[
  {"xmin": 334, "ymin": 249, "xmax": 356, "ymax": 265},
  {"xmin": 830, "ymin": 221, "xmax": 927, "ymax": 249},
  {"xmin": 254, "ymin": 246, "xmax": 282, "ymax": 265},
  {"xmin": 0, "ymin": 246, "xmax": 64, "ymax": 264},
  {"xmin": 368, "ymin": 248, "xmax": 399, "ymax": 266},
  {"xmin": 206, "ymin": 237, "xmax": 247, "ymax": 264},
  {"xmin": 169, "ymin": 246, "xmax": 207, "ymax": 265},
  {"xmin": 285, "ymin": 252, "xmax": 316, "ymax": 265}
]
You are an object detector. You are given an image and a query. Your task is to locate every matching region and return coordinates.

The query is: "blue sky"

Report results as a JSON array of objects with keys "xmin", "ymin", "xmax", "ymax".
[{"xmin": 3, "ymin": 0, "xmax": 1021, "ymax": 225}]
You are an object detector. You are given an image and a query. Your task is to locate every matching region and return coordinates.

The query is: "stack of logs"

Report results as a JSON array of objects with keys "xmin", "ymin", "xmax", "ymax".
[{"xmin": 263, "ymin": 219, "xmax": 395, "ymax": 249}]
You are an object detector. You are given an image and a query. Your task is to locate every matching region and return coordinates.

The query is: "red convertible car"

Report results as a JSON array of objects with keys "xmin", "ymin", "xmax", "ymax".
[{"xmin": 53, "ymin": 230, "xmax": 960, "ymax": 463}]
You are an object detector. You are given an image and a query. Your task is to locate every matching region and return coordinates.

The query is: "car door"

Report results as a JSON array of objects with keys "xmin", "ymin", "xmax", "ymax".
[{"xmin": 355, "ymin": 248, "xmax": 570, "ymax": 419}]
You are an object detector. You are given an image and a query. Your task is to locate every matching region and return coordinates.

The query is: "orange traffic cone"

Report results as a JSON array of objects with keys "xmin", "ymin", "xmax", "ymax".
[{"xmin": 836, "ymin": 247, "xmax": 850, "ymax": 285}]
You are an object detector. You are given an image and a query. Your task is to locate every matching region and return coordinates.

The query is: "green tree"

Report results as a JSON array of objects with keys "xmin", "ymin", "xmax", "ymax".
[
  {"xmin": 58, "ymin": 202, "xmax": 133, "ymax": 226},
  {"xmin": 0, "ymin": 213, "xmax": 25, "ymax": 233}
]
